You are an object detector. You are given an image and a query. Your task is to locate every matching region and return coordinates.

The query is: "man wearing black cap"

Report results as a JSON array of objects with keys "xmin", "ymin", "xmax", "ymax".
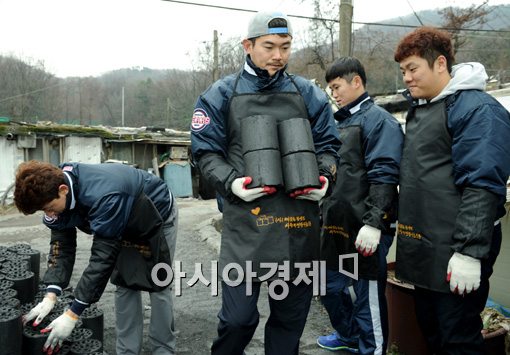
[{"xmin": 191, "ymin": 10, "xmax": 340, "ymax": 355}]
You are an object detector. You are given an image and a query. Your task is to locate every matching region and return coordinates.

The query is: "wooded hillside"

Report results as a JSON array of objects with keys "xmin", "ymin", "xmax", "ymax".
[{"xmin": 1, "ymin": 4, "xmax": 509, "ymax": 130}]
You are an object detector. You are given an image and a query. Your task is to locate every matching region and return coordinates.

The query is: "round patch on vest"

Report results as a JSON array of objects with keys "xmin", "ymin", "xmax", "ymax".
[{"xmin": 191, "ymin": 109, "xmax": 211, "ymax": 132}]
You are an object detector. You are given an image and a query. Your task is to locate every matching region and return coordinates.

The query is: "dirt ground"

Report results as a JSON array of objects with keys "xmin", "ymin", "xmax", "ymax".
[{"xmin": 0, "ymin": 198, "xmax": 353, "ymax": 355}]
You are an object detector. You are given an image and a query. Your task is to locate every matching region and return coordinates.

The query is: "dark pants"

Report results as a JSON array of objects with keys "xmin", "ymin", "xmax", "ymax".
[
  {"xmin": 413, "ymin": 224, "xmax": 502, "ymax": 355},
  {"xmin": 211, "ymin": 281, "xmax": 313, "ymax": 355},
  {"xmin": 321, "ymin": 234, "xmax": 393, "ymax": 354}
]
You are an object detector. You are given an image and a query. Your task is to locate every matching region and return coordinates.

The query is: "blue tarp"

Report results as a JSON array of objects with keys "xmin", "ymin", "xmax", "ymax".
[{"xmin": 486, "ymin": 297, "xmax": 510, "ymax": 318}]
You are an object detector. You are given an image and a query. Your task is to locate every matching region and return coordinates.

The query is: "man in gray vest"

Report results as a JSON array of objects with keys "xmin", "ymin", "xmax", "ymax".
[
  {"xmin": 191, "ymin": 10, "xmax": 340, "ymax": 355},
  {"xmin": 394, "ymin": 27, "xmax": 510, "ymax": 354}
]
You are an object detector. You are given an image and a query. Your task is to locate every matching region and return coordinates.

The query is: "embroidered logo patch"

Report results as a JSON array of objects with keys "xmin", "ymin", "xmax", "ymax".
[{"xmin": 191, "ymin": 109, "xmax": 211, "ymax": 132}]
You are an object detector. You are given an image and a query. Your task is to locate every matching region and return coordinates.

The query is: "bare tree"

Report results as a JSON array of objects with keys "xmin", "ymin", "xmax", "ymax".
[
  {"xmin": 0, "ymin": 55, "xmax": 59, "ymax": 122},
  {"xmin": 1, "ymin": 1, "xmax": 508, "ymax": 130},
  {"xmin": 440, "ymin": 1, "xmax": 490, "ymax": 54},
  {"xmin": 217, "ymin": 37, "xmax": 245, "ymax": 77},
  {"xmin": 299, "ymin": 0, "xmax": 338, "ymax": 71}
]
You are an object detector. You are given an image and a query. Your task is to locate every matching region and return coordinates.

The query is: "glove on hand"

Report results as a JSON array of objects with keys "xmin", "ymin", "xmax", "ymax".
[
  {"xmin": 291, "ymin": 176, "xmax": 329, "ymax": 201},
  {"xmin": 447, "ymin": 252, "xmax": 481, "ymax": 294},
  {"xmin": 231, "ymin": 177, "xmax": 276, "ymax": 202},
  {"xmin": 22, "ymin": 293, "xmax": 57, "ymax": 326},
  {"xmin": 42, "ymin": 310, "xmax": 78, "ymax": 354},
  {"xmin": 355, "ymin": 225, "xmax": 381, "ymax": 256}
]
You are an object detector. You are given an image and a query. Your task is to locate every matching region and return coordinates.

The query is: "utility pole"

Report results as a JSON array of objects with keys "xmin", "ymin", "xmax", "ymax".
[
  {"xmin": 339, "ymin": 0, "xmax": 353, "ymax": 57},
  {"xmin": 121, "ymin": 86, "xmax": 125, "ymax": 127},
  {"xmin": 78, "ymin": 78, "xmax": 83, "ymax": 125},
  {"xmin": 213, "ymin": 30, "xmax": 219, "ymax": 82},
  {"xmin": 167, "ymin": 97, "xmax": 171, "ymax": 128}
]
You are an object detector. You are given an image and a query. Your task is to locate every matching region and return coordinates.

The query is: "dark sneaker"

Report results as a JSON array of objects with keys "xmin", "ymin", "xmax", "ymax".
[{"xmin": 316, "ymin": 331, "xmax": 359, "ymax": 353}]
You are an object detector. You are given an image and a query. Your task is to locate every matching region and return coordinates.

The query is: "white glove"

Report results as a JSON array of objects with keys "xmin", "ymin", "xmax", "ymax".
[
  {"xmin": 22, "ymin": 293, "xmax": 57, "ymax": 326},
  {"xmin": 231, "ymin": 177, "xmax": 276, "ymax": 202},
  {"xmin": 447, "ymin": 252, "xmax": 481, "ymax": 294},
  {"xmin": 355, "ymin": 225, "xmax": 381, "ymax": 256},
  {"xmin": 292, "ymin": 176, "xmax": 329, "ymax": 201},
  {"xmin": 42, "ymin": 310, "xmax": 79, "ymax": 354}
]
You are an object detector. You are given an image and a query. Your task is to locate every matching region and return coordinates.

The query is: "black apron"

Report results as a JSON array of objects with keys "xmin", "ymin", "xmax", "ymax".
[
  {"xmin": 220, "ymin": 72, "xmax": 320, "ymax": 281},
  {"xmin": 110, "ymin": 193, "xmax": 171, "ymax": 292},
  {"xmin": 396, "ymin": 100, "xmax": 461, "ymax": 293},
  {"xmin": 321, "ymin": 125, "xmax": 379, "ymax": 279}
]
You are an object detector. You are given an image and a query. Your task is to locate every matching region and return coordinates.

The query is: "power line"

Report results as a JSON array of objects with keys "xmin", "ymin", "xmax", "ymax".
[
  {"xmin": 356, "ymin": 21, "xmax": 510, "ymax": 33},
  {"xmin": 161, "ymin": 0, "xmax": 256, "ymax": 14},
  {"xmin": 457, "ymin": 48, "xmax": 510, "ymax": 52},
  {"xmin": 406, "ymin": 0, "xmax": 424, "ymax": 26},
  {"xmin": 0, "ymin": 81, "xmax": 70, "ymax": 104},
  {"xmin": 160, "ymin": 0, "xmax": 327, "ymax": 21},
  {"xmin": 161, "ymin": 0, "xmax": 510, "ymax": 33}
]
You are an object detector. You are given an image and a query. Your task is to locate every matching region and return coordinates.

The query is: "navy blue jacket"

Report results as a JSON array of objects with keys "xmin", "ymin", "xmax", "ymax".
[
  {"xmin": 400, "ymin": 86, "xmax": 510, "ymax": 260},
  {"xmin": 334, "ymin": 95, "xmax": 403, "ymax": 185},
  {"xmin": 403, "ymin": 88, "xmax": 510, "ymax": 199},
  {"xmin": 191, "ymin": 60, "xmax": 340, "ymax": 196},
  {"xmin": 42, "ymin": 163, "xmax": 172, "ymax": 314}
]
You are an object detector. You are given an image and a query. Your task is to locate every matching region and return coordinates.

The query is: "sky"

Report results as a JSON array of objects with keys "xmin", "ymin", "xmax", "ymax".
[{"xmin": 1, "ymin": 0, "xmax": 508, "ymax": 78}]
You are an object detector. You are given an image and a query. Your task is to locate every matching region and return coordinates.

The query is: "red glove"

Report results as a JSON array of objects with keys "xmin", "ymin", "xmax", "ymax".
[
  {"xmin": 231, "ymin": 177, "xmax": 277, "ymax": 202},
  {"xmin": 290, "ymin": 176, "xmax": 329, "ymax": 201}
]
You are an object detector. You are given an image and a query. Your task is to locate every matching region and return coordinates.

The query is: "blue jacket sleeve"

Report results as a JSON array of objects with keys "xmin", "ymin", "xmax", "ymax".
[
  {"xmin": 191, "ymin": 81, "xmax": 240, "ymax": 200},
  {"xmin": 363, "ymin": 109, "xmax": 404, "ymax": 185},
  {"xmin": 360, "ymin": 106, "xmax": 402, "ymax": 230},
  {"xmin": 449, "ymin": 101, "xmax": 510, "ymax": 196},
  {"xmin": 449, "ymin": 95, "xmax": 510, "ymax": 258},
  {"xmin": 73, "ymin": 236, "xmax": 122, "ymax": 313},
  {"xmin": 42, "ymin": 228, "xmax": 77, "ymax": 292},
  {"xmin": 191, "ymin": 94, "xmax": 229, "ymax": 160}
]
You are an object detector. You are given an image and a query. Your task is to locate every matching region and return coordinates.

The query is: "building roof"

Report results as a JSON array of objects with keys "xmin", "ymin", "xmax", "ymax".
[{"xmin": 0, "ymin": 120, "xmax": 191, "ymax": 145}]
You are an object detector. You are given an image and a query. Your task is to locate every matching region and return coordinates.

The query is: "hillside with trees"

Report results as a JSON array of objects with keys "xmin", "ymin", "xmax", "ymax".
[{"xmin": 1, "ymin": 3, "xmax": 509, "ymax": 130}]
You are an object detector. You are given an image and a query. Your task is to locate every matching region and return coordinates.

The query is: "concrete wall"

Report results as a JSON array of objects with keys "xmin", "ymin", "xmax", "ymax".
[
  {"xmin": 64, "ymin": 136, "xmax": 102, "ymax": 163},
  {"xmin": 491, "ymin": 208, "xmax": 510, "ymax": 307},
  {"xmin": 0, "ymin": 137, "xmax": 24, "ymax": 202}
]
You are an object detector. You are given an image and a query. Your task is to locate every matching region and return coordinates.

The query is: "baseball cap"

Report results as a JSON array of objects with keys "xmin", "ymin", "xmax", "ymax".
[{"xmin": 246, "ymin": 11, "xmax": 293, "ymax": 39}]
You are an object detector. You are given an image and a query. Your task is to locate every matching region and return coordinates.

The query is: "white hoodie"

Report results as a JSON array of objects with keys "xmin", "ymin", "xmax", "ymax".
[
  {"xmin": 425, "ymin": 62, "xmax": 510, "ymax": 200},
  {"xmin": 427, "ymin": 62, "xmax": 488, "ymax": 104}
]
